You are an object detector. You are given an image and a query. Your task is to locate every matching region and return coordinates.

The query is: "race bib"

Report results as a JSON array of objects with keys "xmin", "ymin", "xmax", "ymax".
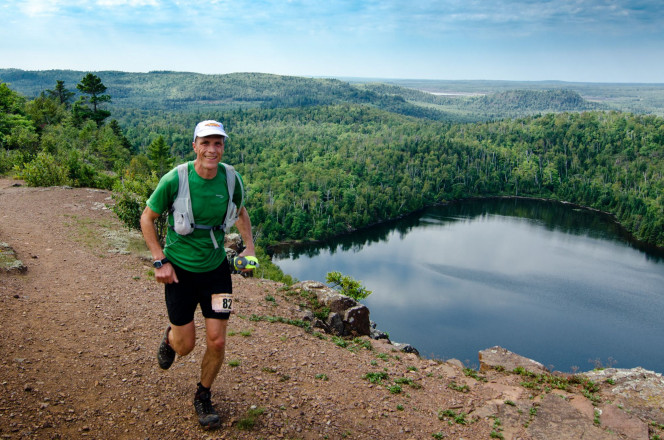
[{"xmin": 211, "ymin": 293, "xmax": 233, "ymax": 313}]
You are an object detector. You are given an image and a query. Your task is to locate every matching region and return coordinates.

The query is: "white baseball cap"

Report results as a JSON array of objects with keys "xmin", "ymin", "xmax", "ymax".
[{"xmin": 193, "ymin": 120, "xmax": 228, "ymax": 141}]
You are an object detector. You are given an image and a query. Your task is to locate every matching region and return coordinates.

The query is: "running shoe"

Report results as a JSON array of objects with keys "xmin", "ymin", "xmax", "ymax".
[
  {"xmin": 157, "ymin": 326, "xmax": 175, "ymax": 370},
  {"xmin": 194, "ymin": 388, "xmax": 221, "ymax": 429}
]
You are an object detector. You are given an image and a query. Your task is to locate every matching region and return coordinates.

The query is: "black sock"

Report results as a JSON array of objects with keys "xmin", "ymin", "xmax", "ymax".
[{"xmin": 196, "ymin": 382, "xmax": 210, "ymax": 397}]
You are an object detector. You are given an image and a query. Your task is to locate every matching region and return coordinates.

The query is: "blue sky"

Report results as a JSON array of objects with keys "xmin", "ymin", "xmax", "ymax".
[{"xmin": 1, "ymin": 0, "xmax": 663, "ymax": 82}]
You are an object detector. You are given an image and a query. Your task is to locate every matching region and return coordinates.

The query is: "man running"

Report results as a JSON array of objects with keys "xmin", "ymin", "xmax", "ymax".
[{"xmin": 140, "ymin": 120, "xmax": 256, "ymax": 430}]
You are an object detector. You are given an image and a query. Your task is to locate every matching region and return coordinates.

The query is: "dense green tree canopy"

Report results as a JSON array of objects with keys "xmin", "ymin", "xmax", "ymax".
[{"xmin": 1, "ymin": 73, "xmax": 663, "ymax": 250}]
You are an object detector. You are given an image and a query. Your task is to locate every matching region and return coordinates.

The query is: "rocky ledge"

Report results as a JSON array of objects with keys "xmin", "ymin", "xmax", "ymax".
[{"xmin": 289, "ymin": 279, "xmax": 664, "ymax": 440}]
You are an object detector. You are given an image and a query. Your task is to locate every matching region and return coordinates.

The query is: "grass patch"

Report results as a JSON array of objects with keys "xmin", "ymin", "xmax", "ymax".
[
  {"xmin": 312, "ymin": 331, "xmax": 327, "ymax": 340},
  {"xmin": 236, "ymin": 406, "xmax": 265, "ymax": 431},
  {"xmin": 448, "ymin": 380, "xmax": 470, "ymax": 393},
  {"xmin": 394, "ymin": 377, "xmax": 422, "ymax": 389},
  {"xmin": 438, "ymin": 409, "xmax": 468, "ymax": 425},
  {"xmin": 512, "ymin": 367, "xmax": 601, "ymax": 402},
  {"xmin": 464, "ymin": 368, "xmax": 487, "ymax": 382},
  {"xmin": 332, "ymin": 336, "xmax": 348, "ymax": 348},
  {"xmin": 524, "ymin": 405, "xmax": 538, "ymax": 428},
  {"xmin": 363, "ymin": 371, "xmax": 389, "ymax": 384},
  {"xmin": 249, "ymin": 314, "xmax": 310, "ymax": 330},
  {"xmin": 294, "ymin": 289, "xmax": 331, "ymax": 320},
  {"xmin": 387, "ymin": 384, "xmax": 402, "ymax": 394},
  {"xmin": 490, "ymin": 416, "xmax": 504, "ymax": 439},
  {"xmin": 330, "ymin": 335, "xmax": 373, "ymax": 353},
  {"xmin": 375, "ymin": 352, "xmax": 389, "ymax": 361}
]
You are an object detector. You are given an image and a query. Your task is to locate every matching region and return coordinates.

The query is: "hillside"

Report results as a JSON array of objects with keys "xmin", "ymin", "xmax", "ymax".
[
  {"xmin": 0, "ymin": 69, "xmax": 629, "ymax": 121},
  {"xmin": 2, "ymin": 180, "xmax": 664, "ymax": 439}
]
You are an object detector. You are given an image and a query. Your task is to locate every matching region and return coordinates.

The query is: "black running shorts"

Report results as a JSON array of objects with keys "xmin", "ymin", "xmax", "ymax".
[{"xmin": 164, "ymin": 259, "xmax": 232, "ymax": 326}]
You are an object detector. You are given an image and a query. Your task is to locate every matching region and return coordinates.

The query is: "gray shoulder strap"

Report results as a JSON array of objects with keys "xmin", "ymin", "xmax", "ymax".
[
  {"xmin": 175, "ymin": 162, "xmax": 194, "ymax": 225},
  {"xmin": 223, "ymin": 163, "xmax": 235, "ymax": 199},
  {"xmin": 221, "ymin": 163, "xmax": 244, "ymax": 233}
]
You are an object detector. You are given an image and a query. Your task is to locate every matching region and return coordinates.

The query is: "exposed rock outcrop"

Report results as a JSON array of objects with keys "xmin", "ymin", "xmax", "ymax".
[
  {"xmin": 0, "ymin": 242, "xmax": 26, "ymax": 273},
  {"xmin": 479, "ymin": 345, "xmax": 550, "ymax": 375},
  {"xmin": 291, "ymin": 281, "xmax": 372, "ymax": 337},
  {"xmin": 473, "ymin": 346, "xmax": 663, "ymax": 440}
]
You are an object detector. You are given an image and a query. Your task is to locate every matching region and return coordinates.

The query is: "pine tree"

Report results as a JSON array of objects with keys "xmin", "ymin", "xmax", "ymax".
[
  {"xmin": 46, "ymin": 80, "xmax": 75, "ymax": 107},
  {"xmin": 147, "ymin": 135, "xmax": 173, "ymax": 177},
  {"xmin": 74, "ymin": 73, "xmax": 111, "ymax": 126}
]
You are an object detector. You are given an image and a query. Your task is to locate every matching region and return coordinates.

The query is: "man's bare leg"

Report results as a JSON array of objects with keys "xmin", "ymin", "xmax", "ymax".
[
  {"xmin": 193, "ymin": 318, "xmax": 227, "ymax": 430},
  {"xmin": 200, "ymin": 318, "xmax": 228, "ymax": 387},
  {"xmin": 168, "ymin": 321, "xmax": 196, "ymax": 356}
]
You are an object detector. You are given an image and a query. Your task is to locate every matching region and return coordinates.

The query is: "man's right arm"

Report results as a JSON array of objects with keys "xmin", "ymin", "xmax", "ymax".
[{"xmin": 140, "ymin": 206, "xmax": 178, "ymax": 284}]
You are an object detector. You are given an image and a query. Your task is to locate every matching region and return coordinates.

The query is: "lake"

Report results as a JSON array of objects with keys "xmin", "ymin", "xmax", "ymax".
[{"xmin": 271, "ymin": 198, "xmax": 664, "ymax": 373}]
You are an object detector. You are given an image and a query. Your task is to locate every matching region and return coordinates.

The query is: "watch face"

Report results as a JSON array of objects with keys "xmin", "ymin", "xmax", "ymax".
[{"xmin": 153, "ymin": 260, "xmax": 163, "ymax": 269}]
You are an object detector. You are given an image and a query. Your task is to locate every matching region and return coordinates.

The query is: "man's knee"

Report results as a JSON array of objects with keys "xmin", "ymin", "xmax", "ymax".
[
  {"xmin": 170, "ymin": 325, "xmax": 196, "ymax": 356},
  {"xmin": 207, "ymin": 336, "xmax": 226, "ymax": 353},
  {"xmin": 174, "ymin": 338, "xmax": 196, "ymax": 356},
  {"xmin": 205, "ymin": 318, "xmax": 228, "ymax": 353}
]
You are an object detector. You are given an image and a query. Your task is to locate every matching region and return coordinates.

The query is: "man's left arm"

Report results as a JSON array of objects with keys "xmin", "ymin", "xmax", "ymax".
[{"xmin": 234, "ymin": 206, "xmax": 255, "ymax": 258}]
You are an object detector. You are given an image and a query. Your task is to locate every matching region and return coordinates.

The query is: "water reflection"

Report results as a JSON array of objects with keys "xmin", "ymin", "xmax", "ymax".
[
  {"xmin": 273, "ymin": 198, "xmax": 664, "ymax": 263},
  {"xmin": 272, "ymin": 198, "xmax": 664, "ymax": 372}
]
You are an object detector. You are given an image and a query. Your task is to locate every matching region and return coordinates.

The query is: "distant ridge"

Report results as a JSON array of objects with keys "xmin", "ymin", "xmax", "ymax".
[{"xmin": 3, "ymin": 68, "xmax": 661, "ymax": 120}]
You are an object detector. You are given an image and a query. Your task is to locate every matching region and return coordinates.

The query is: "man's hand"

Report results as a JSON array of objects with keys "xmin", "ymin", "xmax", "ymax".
[
  {"xmin": 234, "ymin": 255, "xmax": 259, "ymax": 273},
  {"xmin": 155, "ymin": 263, "xmax": 179, "ymax": 284}
]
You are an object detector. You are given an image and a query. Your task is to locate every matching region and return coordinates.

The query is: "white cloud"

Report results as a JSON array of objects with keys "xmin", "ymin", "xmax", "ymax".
[
  {"xmin": 96, "ymin": 0, "xmax": 159, "ymax": 6},
  {"xmin": 18, "ymin": 0, "xmax": 66, "ymax": 17}
]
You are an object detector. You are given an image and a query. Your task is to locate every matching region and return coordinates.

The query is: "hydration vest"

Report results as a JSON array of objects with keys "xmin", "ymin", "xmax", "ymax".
[{"xmin": 171, "ymin": 162, "xmax": 244, "ymax": 249}]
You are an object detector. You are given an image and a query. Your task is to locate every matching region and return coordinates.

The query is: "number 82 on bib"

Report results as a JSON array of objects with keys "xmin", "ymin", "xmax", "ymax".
[{"xmin": 211, "ymin": 293, "xmax": 232, "ymax": 313}]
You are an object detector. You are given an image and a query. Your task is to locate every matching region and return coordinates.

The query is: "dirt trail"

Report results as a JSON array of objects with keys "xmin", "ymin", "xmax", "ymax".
[{"xmin": 1, "ymin": 179, "xmax": 662, "ymax": 440}]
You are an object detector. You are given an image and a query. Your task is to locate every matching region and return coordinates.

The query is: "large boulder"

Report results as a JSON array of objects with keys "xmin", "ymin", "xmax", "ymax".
[
  {"xmin": 343, "ymin": 304, "xmax": 371, "ymax": 336},
  {"xmin": 292, "ymin": 281, "xmax": 369, "ymax": 336}
]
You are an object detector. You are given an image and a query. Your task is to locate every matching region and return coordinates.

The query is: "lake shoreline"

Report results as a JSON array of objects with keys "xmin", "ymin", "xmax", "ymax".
[
  {"xmin": 271, "ymin": 197, "xmax": 664, "ymax": 372},
  {"xmin": 268, "ymin": 195, "xmax": 664, "ymax": 257}
]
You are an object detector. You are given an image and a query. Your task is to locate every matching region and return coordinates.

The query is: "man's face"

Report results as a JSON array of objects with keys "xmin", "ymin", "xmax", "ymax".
[{"xmin": 193, "ymin": 135, "xmax": 225, "ymax": 170}]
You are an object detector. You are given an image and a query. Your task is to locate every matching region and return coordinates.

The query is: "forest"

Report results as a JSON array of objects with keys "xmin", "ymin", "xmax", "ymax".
[{"xmin": 1, "ymin": 69, "xmax": 663, "ymax": 254}]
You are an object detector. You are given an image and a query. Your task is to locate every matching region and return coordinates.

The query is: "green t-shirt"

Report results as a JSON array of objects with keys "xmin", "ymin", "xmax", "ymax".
[{"xmin": 146, "ymin": 161, "xmax": 245, "ymax": 272}]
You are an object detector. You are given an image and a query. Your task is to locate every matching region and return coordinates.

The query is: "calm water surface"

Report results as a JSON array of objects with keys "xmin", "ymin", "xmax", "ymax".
[{"xmin": 272, "ymin": 199, "xmax": 664, "ymax": 372}]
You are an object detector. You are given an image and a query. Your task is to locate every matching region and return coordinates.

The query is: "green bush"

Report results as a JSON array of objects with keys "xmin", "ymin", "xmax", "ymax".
[
  {"xmin": 20, "ymin": 152, "xmax": 70, "ymax": 187},
  {"xmin": 112, "ymin": 184, "xmax": 144, "ymax": 230},
  {"xmin": 93, "ymin": 172, "xmax": 117, "ymax": 190},
  {"xmin": 0, "ymin": 148, "xmax": 26, "ymax": 174},
  {"xmin": 111, "ymin": 172, "xmax": 160, "ymax": 232},
  {"xmin": 326, "ymin": 271, "xmax": 372, "ymax": 300},
  {"xmin": 65, "ymin": 150, "xmax": 97, "ymax": 187}
]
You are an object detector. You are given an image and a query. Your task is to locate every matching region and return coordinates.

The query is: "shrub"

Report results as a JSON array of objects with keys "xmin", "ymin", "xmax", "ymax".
[
  {"xmin": 65, "ymin": 150, "xmax": 97, "ymax": 187},
  {"xmin": 20, "ymin": 152, "xmax": 70, "ymax": 187},
  {"xmin": 0, "ymin": 148, "xmax": 26, "ymax": 174},
  {"xmin": 325, "ymin": 271, "xmax": 372, "ymax": 300}
]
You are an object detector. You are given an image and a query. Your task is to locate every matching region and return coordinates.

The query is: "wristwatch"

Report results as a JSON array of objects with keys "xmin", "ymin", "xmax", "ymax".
[{"xmin": 152, "ymin": 257, "xmax": 169, "ymax": 269}]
